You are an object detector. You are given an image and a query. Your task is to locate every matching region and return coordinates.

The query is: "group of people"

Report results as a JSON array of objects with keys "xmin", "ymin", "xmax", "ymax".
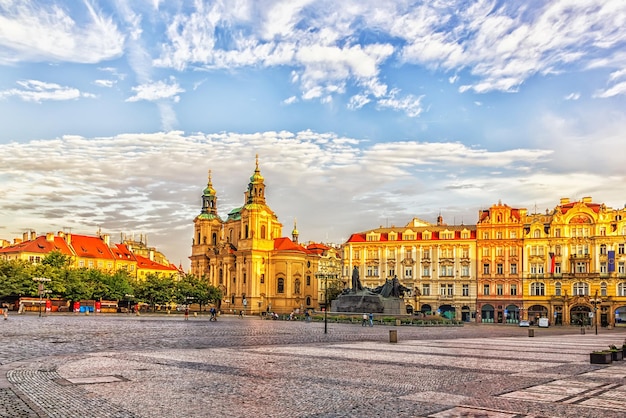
[{"xmin": 362, "ymin": 312, "xmax": 374, "ymax": 327}]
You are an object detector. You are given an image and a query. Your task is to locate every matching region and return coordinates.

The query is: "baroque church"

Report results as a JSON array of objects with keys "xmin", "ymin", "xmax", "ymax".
[{"xmin": 189, "ymin": 157, "xmax": 321, "ymax": 314}]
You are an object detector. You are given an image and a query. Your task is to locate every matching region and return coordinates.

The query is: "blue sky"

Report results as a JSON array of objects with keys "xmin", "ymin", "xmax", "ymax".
[{"xmin": 1, "ymin": 0, "xmax": 625, "ymax": 268}]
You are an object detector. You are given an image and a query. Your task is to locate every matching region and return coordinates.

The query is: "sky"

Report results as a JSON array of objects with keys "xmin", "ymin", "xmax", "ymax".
[{"xmin": 1, "ymin": 0, "xmax": 626, "ymax": 269}]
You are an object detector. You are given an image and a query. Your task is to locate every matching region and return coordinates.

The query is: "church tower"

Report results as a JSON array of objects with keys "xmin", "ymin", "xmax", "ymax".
[{"xmin": 190, "ymin": 170, "xmax": 223, "ymax": 278}]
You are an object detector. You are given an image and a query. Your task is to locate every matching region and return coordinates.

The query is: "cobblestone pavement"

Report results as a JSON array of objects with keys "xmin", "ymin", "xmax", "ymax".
[{"xmin": 2, "ymin": 313, "xmax": 626, "ymax": 417}]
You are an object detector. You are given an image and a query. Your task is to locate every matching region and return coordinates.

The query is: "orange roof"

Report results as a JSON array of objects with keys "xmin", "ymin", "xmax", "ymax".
[
  {"xmin": 111, "ymin": 243, "xmax": 136, "ymax": 261},
  {"xmin": 0, "ymin": 235, "xmax": 73, "ymax": 255},
  {"xmin": 274, "ymin": 237, "xmax": 310, "ymax": 253},
  {"xmin": 135, "ymin": 254, "xmax": 179, "ymax": 272},
  {"xmin": 70, "ymin": 234, "xmax": 115, "ymax": 259}
]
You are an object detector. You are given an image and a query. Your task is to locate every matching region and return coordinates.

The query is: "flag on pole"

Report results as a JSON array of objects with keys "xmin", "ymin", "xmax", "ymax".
[{"xmin": 608, "ymin": 251, "xmax": 615, "ymax": 272}]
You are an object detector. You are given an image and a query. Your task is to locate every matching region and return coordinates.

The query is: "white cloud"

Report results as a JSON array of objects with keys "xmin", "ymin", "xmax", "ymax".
[
  {"xmin": 94, "ymin": 79, "xmax": 115, "ymax": 88},
  {"xmin": 347, "ymin": 94, "xmax": 370, "ymax": 110},
  {"xmin": 0, "ymin": 79, "xmax": 94, "ymax": 102},
  {"xmin": 283, "ymin": 95, "xmax": 298, "ymax": 105},
  {"xmin": 0, "ymin": 1, "xmax": 124, "ymax": 64},
  {"xmin": 376, "ymin": 90, "xmax": 424, "ymax": 118},
  {"xmin": 126, "ymin": 79, "xmax": 184, "ymax": 102}
]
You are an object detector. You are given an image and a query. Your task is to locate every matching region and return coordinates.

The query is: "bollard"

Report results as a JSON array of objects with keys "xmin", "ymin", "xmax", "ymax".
[
  {"xmin": 528, "ymin": 328, "xmax": 534, "ymax": 337},
  {"xmin": 389, "ymin": 329, "xmax": 398, "ymax": 343},
  {"xmin": 580, "ymin": 327, "xmax": 585, "ymax": 335},
  {"xmin": 194, "ymin": 312, "xmax": 198, "ymax": 317},
  {"xmin": 395, "ymin": 319, "xmax": 401, "ymax": 326}
]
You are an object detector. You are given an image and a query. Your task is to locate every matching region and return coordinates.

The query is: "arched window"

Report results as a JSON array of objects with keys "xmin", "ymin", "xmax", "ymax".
[
  {"xmin": 306, "ymin": 275, "xmax": 311, "ymax": 286},
  {"xmin": 306, "ymin": 296, "xmax": 311, "ymax": 306},
  {"xmin": 530, "ymin": 282, "xmax": 545, "ymax": 296},
  {"xmin": 573, "ymin": 282, "xmax": 588, "ymax": 296},
  {"xmin": 219, "ymin": 269, "xmax": 223, "ymax": 284},
  {"xmin": 600, "ymin": 244, "xmax": 607, "ymax": 255},
  {"xmin": 261, "ymin": 225, "xmax": 266, "ymax": 239},
  {"xmin": 277, "ymin": 278, "xmax": 284, "ymax": 293},
  {"xmin": 244, "ymin": 225, "xmax": 249, "ymax": 238},
  {"xmin": 533, "ymin": 229, "xmax": 541, "ymax": 238},
  {"xmin": 601, "ymin": 281, "xmax": 607, "ymax": 296},
  {"xmin": 212, "ymin": 232, "xmax": 217, "ymax": 245},
  {"xmin": 555, "ymin": 282, "xmax": 561, "ymax": 296}
]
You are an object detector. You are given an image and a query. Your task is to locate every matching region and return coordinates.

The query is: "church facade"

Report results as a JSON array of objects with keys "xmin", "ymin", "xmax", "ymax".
[{"xmin": 189, "ymin": 157, "xmax": 321, "ymax": 314}]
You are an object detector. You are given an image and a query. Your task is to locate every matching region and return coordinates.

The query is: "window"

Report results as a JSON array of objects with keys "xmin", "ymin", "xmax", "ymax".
[
  {"xmin": 366, "ymin": 266, "xmax": 379, "ymax": 277},
  {"xmin": 483, "ymin": 264, "xmax": 490, "ymax": 275},
  {"xmin": 496, "ymin": 232, "xmax": 503, "ymax": 239},
  {"xmin": 462, "ymin": 248, "xmax": 469, "ymax": 258},
  {"xmin": 576, "ymin": 262, "xmax": 587, "ymax": 273},
  {"xmin": 600, "ymin": 262, "xmax": 607, "ymax": 273},
  {"xmin": 496, "ymin": 247, "xmax": 503, "ymax": 256},
  {"xmin": 462, "ymin": 284, "xmax": 469, "ymax": 296},
  {"xmin": 388, "ymin": 249, "xmax": 396, "ymax": 258},
  {"xmin": 555, "ymin": 245, "xmax": 561, "ymax": 256},
  {"xmin": 440, "ymin": 284, "xmax": 453, "ymax": 296},
  {"xmin": 482, "ymin": 232, "xmax": 489, "ymax": 239},
  {"xmin": 461, "ymin": 265, "xmax": 470, "ymax": 277},
  {"xmin": 619, "ymin": 244, "xmax": 625, "ymax": 255},
  {"xmin": 404, "ymin": 267, "xmax": 412, "ymax": 278},
  {"xmin": 601, "ymin": 282, "xmax": 607, "ymax": 297},
  {"xmin": 573, "ymin": 282, "xmax": 588, "ymax": 296},
  {"xmin": 555, "ymin": 228, "xmax": 561, "ymax": 237},
  {"xmin": 461, "ymin": 231, "xmax": 470, "ymax": 239},
  {"xmin": 422, "ymin": 284, "xmax": 430, "ymax": 296},
  {"xmin": 534, "ymin": 229, "xmax": 541, "ymax": 238},
  {"xmin": 441, "ymin": 248, "xmax": 453, "ymax": 258},
  {"xmin": 422, "ymin": 266, "xmax": 430, "ymax": 277},
  {"xmin": 354, "ymin": 250, "xmax": 361, "ymax": 259},
  {"xmin": 619, "ymin": 262, "xmax": 625, "ymax": 274},
  {"xmin": 243, "ymin": 272, "xmax": 246, "ymax": 284},
  {"xmin": 277, "ymin": 278, "xmax": 284, "ymax": 293},
  {"xmin": 294, "ymin": 279, "xmax": 300, "ymax": 294},
  {"xmin": 554, "ymin": 263, "xmax": 561, "ymax": 274},
  {"xmin": 496, "ymin": 264, "xmax": 503, "ymax": 275},
  {"xmin": 482, "ymin": 247, "xmax": 490, "ymax": 257},
  {"xmin": 496, "ymin": 284, "xmax": 503, "ymax": 295},
  {"xmin": 510, "ymin": 284, "xmax": 517, "ymax": 296},
  {"xmin": 530, "ymin": 282, "xmax": 545, "ymax": 296},
  {"xmin": 368, "ymin": 249, "xmax": 377, "ymax": 259},
  {"xmin": 619, "ymin": 282, "xmax": 626, "ymax": 297},
  {"xmin": 600, "ymin": 227, "xmax": 606, "ymax": 236},
  {"xmin": 306, "ymin": 275, "xmax": 311, "ymax": 286},
  {"xmin": 555, "ymin": 282, "xmax": 561, "ymax": 296},
  {"xmin": 260, "ymin": 274, "xmax": 265, "ymax": 284},
  {"xmin": 388, "ymin": 268, "xmax": 395, "ymax": 277},
  {"xmin": 510, "ymin": 231, "xmax": 517, "ymax": 238},
  {"xmin": 510, "ymin": 264, "xmax": 517, "ymax": 275},
  {"xmin": 440, "ymin": 265, "xmax": 453, "ymax": 276},
  {"xmin": 600, "ymin": 244, "xmax": 607, "ymax": 255},
  {"xmin": 510, "ymin": 247, "xmax": 518, "ymax": 257},
  {"xmin": 423, "ymin": 249, "xmax": 430, "ymax": 259},
  {"xmin": 483, "ymin": 284, "xmax": 490, "ymax": 295}
]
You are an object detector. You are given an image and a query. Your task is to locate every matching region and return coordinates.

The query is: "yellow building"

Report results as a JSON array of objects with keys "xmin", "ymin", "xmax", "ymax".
[
  {"xmin": 476, "ymin": 202, "xmax": 525, "ymax": 323},
  {"xmin": 190, "ymin": 157, "xmax": 321, "ymax": 314},
  {"xmin": 343, "ymin": 215, "xmax": 477, "ymax": 320},
  {"xmin": 521, "ymin": 197, "xmax": 626, "ymax": 327}
]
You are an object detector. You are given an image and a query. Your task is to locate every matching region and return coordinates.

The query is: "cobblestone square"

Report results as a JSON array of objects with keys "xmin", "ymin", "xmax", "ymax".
[{"xmin": 2, "ymin": 314, "xmax": 626, "ymax": 417}]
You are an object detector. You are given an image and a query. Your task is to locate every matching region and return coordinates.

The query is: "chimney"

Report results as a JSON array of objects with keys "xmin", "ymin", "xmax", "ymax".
[
  {"xmin": 149, "ymin": 249, "xmax": 154, "ymax": 261},
  {"xmin": 30, "ymin": 230, "xmax": 36, "ymax": 240},
  {"xmin": 46, "ymin": 233, "xmax": 54, "ymax": 242},
  {"xmin": 560, "ymin": 198, "xmax": 570, "ymax": 205},
  {"xmin": 103, "ymin": 234, "xmax": 110, "ymax": 246},
  {"xmin": 23, "ymin": 232, "xmax": 28, "ymax": 242},
  {"xmin": 66, "ymin": 233, "xmax": 71, "ymax": 245},
  {"xmin": 582, "ymin": 196, "xmax": 592, "ymax": 203},
  {"xmin": 13, "ymin": 238, "xmax": 22, "ymax": 244}
]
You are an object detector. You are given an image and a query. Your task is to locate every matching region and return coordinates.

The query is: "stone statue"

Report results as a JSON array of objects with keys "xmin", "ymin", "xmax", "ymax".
[
  {"xmin": 371, "ymin": 276, "xmax": 410, "ymax": 298},
  {"xmin": 351, "ymin": 266, "xmax": 363, "ymax": 292}
]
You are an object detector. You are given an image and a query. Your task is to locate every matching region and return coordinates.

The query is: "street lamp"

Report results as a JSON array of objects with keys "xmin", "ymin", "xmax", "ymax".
[
  {"xmin": 33, "ymin": 277, "xmax": 51, "ymax": 318},
  {"xmin": 125, "ymin": 294, "xmax": 134, "ymax": 314},
  {"xmin": 591, "ymin": 289, "xmax": 602, "ymax": 335},
  {"xmin": 316, "ymin": 258, "xmax": 338, "ymax": 334}
]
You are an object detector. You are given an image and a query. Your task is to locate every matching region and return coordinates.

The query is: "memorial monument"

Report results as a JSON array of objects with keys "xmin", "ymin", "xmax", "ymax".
[{"xmin": 331, "ymin": 266, "xmax": 411, "ymax": 314}]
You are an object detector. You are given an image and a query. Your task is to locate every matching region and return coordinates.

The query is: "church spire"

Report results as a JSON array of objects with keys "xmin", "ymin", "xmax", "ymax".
[
  {"xmin": 201, "ymin": 169, "xmax": 218, "ymax": 216},
  {"xmin": 292, "ymin": 218, "xmax": 299, "ymax": 243},
  {"xmin": 247, "ymin": 154, "xmax": 266, "ymax": 205}
]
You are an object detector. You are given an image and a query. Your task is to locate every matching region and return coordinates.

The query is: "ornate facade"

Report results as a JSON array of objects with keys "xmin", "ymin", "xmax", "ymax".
[
  {"xmin": 344, "ymin": 197, "xmax": 626, "ymax": 327},
  {"xmin": 189, "ymin": 157, "xmax": 320, "ymax": 314},
  {"xmin": 343, "ymin": 216, "xmax": 477, "ymax": 321}
]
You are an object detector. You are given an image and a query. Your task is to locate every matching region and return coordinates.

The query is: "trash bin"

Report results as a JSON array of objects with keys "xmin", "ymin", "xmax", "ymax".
[
  {"xmin": 389, "ymin": 330, "xmax": 398, "ymax": 343},
  {"xmin": 528, "ymin": 329, "xmax": 534, "ymax": 337},
  {"xmin": 580, "ymin": 327, "xmax": 585, "ymax": 335}
]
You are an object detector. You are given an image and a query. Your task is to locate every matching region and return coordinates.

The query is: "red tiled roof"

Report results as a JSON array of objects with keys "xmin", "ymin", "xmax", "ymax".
[
  {"xmin": 274, "ymin": 237, "xmax": 309, "ymax": 253},
  {"xmin": 111, "ymin": 243, "xmax": 136, "ymax": 261},
  {"xmin": 135, "ymin": 254, "xmax": 178, "ymax": 272},
  {"xmin": 70, "ymin": 234, "xmax": 115, "ymax": 259},
  {"xmin": 0, "ymin": 235, "xmax": 73, "ymax": 255}
]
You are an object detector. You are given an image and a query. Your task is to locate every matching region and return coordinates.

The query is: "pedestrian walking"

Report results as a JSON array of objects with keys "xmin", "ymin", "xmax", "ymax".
[
  {"xmin": 368, "ymin": 312, "xmax": 374, "ymax": 327},
  {"xmin": 184, "ymin": 306, "xmax": 189, "ymax": 321},
  {"xmin": 362, "ymin": 313, "xmax": 367, "ymax": 326},
  {"xmin": 305, "ymin": 310, "xmax": 310, "ymax": 323},
  {"xmin": 3, "ymin": 305, "xmax": 8, "ymax": 320}
]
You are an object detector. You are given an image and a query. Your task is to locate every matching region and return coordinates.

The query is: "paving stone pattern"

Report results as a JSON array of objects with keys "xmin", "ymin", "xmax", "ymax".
[{"xmin": 2, "ymin": 313, "xmax": 626, "ymax": 417}]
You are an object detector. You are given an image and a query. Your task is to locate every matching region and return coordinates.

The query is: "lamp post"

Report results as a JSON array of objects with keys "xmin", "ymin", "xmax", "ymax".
[
  {"xmin": 316, "ymin": 258, "xmax": 337, "ymax": 334},
  {"xmin": 125, "ymin": 294, "xmax": 134, "ymax": 314},
  {"xmin": 591, "ymin": 289, "xmax": 601, "ymax": 335},
  {"xmin": 33, "ymin": 277, "xmax": 51, "ymax": 317}
]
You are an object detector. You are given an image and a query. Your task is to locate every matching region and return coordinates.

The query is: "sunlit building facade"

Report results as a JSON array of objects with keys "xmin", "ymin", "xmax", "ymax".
[
  {"xmin": 343, "ymin": 216, "xmax": 477, "ymax": 321},
  {"xmin": 189, "ymin": 157, "xmax": 321, "ymax": 314}
]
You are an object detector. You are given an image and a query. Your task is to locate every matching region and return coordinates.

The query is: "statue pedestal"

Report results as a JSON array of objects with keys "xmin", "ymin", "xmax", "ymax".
[
  {"xmin": 331, "ymin": 292, "xmax": 384, "ymax": 313},
  {"xmin": 382, "ymin": 298, "xmax": 407, "ymax": 315}
]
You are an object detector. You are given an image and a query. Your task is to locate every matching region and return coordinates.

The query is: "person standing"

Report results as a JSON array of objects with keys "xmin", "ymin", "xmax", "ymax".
[
  {"xmin": 184, "ymin": 306, "xmax": 189, "ymax": 321},
  {"xmin": 305, "ymin": 310, "xmax": 310, "ymax": 323},
  {"xmin": 368, "ymin": 312, "xmax": 374, "ymax": 327},
  {"xmin": 362, "ymin": 313, "xmax": 367, "ymax": 326}
]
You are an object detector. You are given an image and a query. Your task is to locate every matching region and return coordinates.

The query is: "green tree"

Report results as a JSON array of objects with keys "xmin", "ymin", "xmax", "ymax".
[
  {"xmin": 41, "ymin": 250, "xmax": 72, "ymax": 269},
  {"xmin": 0, "ymin": 259, "xmax": 36, "ymax": 298},
  {"xmin": 135, "ymin": 274, "xmax": 175, "ymax": 310}
]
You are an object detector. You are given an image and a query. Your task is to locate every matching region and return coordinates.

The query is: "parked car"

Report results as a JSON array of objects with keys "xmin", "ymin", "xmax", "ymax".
[{"xmin": 518, "ymin": 320, "xmax": 530, "ymax": 327}]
